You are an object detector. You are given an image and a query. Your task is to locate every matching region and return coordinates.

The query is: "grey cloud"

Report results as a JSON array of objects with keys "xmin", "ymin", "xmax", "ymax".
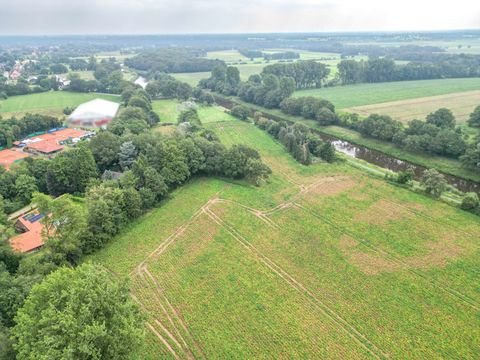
[{"xmin": 0, "ymin": 0, "xmax": 478, "ymax": 34}]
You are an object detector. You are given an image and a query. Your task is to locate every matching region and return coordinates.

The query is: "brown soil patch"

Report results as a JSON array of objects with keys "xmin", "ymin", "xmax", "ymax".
[
  {"xmin": 406, "ymin": 232, "xmax": 465, "ymax": 268},
  {"xmin": 339, "ymin": 231, "xmax": 466, "ymax": 275},
  {"xmin": 304, "ymin": 177, "xmax": 356, "ymax": 198},
  {"xmin": 354, "ymin": 199, "xmax": 413, "ymax": 225},
  {"xmin": 339, "ymin": 235, "xmax": 402, "ymax": 275}
]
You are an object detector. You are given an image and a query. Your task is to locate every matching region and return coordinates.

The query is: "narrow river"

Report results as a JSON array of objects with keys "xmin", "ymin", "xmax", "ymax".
[{"xmin": 215, "ymin": 96, "xmax": 480, "ymax": 194}]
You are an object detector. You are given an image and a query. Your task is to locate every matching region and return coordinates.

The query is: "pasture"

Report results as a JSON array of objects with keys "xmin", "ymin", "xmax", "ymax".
[
  {"xmin": 0, "ymin": 91, "xmax": 121, "ymax": 119},
  {"xmin": 293, "ymin": 78, "xmax": 480, "ymax": 109},
  {"xmin": 91, "ymin": 106, "xmax": 480, "ymax": 359},
  {"xmin": 346, "ymin": 90, "xmax": 480, "ymax": 123}
]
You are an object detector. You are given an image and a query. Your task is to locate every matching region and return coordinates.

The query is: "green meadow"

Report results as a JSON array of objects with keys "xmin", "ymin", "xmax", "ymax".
[{"xmin": 91, "ymin": 105, "xmax": 480, "ymax": 359}]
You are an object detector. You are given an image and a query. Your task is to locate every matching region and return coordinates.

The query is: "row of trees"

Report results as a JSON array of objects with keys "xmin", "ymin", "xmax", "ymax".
[
  {"xmin": 262, "ymin": 60, "xmax": 330, "ymax": 89},
  {"xmin": 255, "ymin": 116, "xmax": 336, "ymax": 164},
  {"xmin": 125, "ymin": 48, "xmax": 223, "ymax": 73},
  {"xmin": 337, "ymin": 56, "xmax": 480, "ymax": 85},
  {"xmin": 238, "ymin": 49, "xmax": 300, "ymax": 61},
  {"xmin": 356, "ymin": 109, "xmax": 468, "ymax": 158},
  {"xmin": 237, "ymin": 74, "xmax": 296, "ymax": 109},
  {"xmin": 280, "ymin": 96, "xmax": 337, "ymax": 125}
]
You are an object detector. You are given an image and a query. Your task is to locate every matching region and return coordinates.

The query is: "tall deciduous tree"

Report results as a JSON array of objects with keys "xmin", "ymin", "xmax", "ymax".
[{"xmin": 12, "ymin": 263, "xmax": 144, "ymax": 360}]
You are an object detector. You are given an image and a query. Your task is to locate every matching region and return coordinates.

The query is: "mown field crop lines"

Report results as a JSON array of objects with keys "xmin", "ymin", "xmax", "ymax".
[
  {"xmin": 129, "ymin": 176, "xmax": 393, "ymax": 359},
  {"xmin": 293, "ymin": 201, "xmax": 480, "ymax": 311}
]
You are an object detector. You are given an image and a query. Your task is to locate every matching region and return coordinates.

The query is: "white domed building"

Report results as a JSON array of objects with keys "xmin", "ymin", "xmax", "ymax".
[{"xmin": 67, "ymin": 98, "xmax": 120, "ymax": 128}]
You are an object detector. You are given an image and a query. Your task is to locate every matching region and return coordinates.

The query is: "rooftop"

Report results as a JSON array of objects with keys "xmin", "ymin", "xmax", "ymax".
[
  {"xmin": 68, "ymin": 98, "xmax": 120, "ymax": 120},
  {"xmin": 9, "ymin": 211, "xmax": 45, "ymax": 253},
  {"xmin": 21, "ymin": 128, "xmax": 89, "ymax": 154}
]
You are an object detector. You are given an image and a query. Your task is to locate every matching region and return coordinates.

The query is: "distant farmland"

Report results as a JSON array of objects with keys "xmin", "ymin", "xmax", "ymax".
[
  {"xmin": 0, "ymin": 92, "xmax": 120, "ymax": 119},
  {"xmin": 92, "ymin": 105, "xmax": 480, "ymax": 359},
  {"xmin": 346, "ymin": 90, "xmax": 480, "ymax": 123},
  {"xmin": 293, "ymin": 78, "xmax": 480, "ymax": 109}
]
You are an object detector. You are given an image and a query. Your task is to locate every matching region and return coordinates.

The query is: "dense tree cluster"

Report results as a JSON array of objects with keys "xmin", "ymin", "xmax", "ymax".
[
  {"xmin": 393, "ymin": 109, "xmax": 467, "ymax": 158},
  {"xmin": 0, "ymin": 81, "xmax": 48, "ymax": 98},
  {"xmin": 237, "ymin": 74, "xmax": 296, "ymax": 109},
  {"xmin": 125, "ymin": 48, "xmax": 224, "ymax": 73},
  {"xmin": 146, "ymin": 73, "xmax": 193, "ymax": 100},
  {"xmin": 337, "ymin": 55, "xmax": 480, "ymax": 84},
  {"xmin": 255, "ymin": 115, "xmax": 336, "ymax": 164},
  {"xmin": 262, "ymin": 60, "xmax": 330, "ymax": 89},
  {"xmin": 199, "ymin": 64, "xmax": 242, "ymax": 96},
  {"xmin": 280, "ymin": 97, "xmax": 337, "ymax": 125},
  {"xmin": 11, "ymin": 263, "xmax": 144, "ymax": 360}
]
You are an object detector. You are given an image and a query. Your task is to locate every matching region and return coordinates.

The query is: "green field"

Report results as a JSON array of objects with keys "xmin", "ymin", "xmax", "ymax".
[
  {"xmin": 293, "ymin": 78, "xmax": 480, "ymax": 109},
  {"xmin": 0, "ymin": 91, "xmax": 121, "ymax": 118},
  {"xmin": 152, "ymin": 99, "xmax": 182, "ymax": 123},
  {"xmin": 152, "ymin": 100, "xmax": 234, "ymax": 124},
  {"xmin": 91, "ymin": 106, "xmax": 480, "ymax": 359}
]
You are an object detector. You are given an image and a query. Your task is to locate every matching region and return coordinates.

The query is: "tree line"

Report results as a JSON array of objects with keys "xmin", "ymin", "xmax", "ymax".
[
  {"xmin": 124, "ymin": 48, "xmax": 224, "ymax": 74},
  {"xmin": 337, "ymin": 56, "xmax": 480, "ymax": 85}
]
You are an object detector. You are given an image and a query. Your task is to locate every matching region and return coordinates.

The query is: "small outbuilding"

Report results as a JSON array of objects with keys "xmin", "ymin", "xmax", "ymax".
[{"xmin": 67, "ymin": 98, "xmax": 120, "ymax": 128}]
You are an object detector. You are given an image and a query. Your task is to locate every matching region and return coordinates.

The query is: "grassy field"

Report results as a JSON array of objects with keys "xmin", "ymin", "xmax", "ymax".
[
  {"xmin": 152, "ymin": 99, "xmax": 181, "ymax": 123},
  {"xmin": 152, "ymin": 100, "xmax": 234, "ymax": 125},
  {"xmin": 0, "ymin": 91, "xmax": 121, "ymax": 119},
  {"xmin": 91, "ymin": 106, "xmax": 480, "ymax": 359},
  {"xmin": 294, "ymin": 78, "xmax": 480, "ymax": 109},
  {"xmin": 346, "ymin": 90, "xmax": 480, "ymax": 124}
]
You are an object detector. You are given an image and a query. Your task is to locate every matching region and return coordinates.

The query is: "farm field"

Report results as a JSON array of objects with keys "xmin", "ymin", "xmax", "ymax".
[
  {"xmin": 293, "ymin": 77, "xmax": 480, "ymax": 109},
  {"xmin": 91, "ymin": 106, "xmax": 480, "ymax": 359},
  {"xmin": 0, "ymin": 91, "xmax": 121, "ymax": 118},
  {"xmin": 346, "ymin": 90, "xmax": 480, "ymax": 124}
]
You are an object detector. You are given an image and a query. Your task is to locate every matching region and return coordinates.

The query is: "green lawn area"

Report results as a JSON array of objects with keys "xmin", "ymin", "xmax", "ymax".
[
  {"xmin": 152, "ymin": 99, "xmax": 181, "ymax": 123},
  {"xmin": 171, "ymin": 72, "xmax": 210, "ymax": 87},
  {"xmin": 91, "ymin": 109, "xmax": 480, "ymax": 358},
  {"xmin": 68, "ymin": 71, "xmax": 95, "ymax": 80},
  {"xmin": 197, "ymin": 105, "xmax": 236, "ymax": 123},
  {"xmin": 293, "ymin": 78, "xmax": 480, "ymax": 109},
  {"xmin": 0, "ymin": 91, "xmax": 121, "ymax": 119}
]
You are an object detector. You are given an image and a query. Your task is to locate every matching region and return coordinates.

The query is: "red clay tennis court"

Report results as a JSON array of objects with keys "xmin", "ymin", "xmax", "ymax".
[{"xmin": 0, "ymin": 149, "xmax": 30, "ymax": 169}]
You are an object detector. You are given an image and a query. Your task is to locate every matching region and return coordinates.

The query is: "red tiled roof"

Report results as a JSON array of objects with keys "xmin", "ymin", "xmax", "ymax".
[
  {"xmin": 26, "ymin": 141, "xmax": 64, "ymax": 154},
  {"xmin": 9, "ymin": 212, "xmax": 45, "ymax": 253},
  {"xmin": 0, "ymin": 149, "xmax": 30, "ymax": 170}
]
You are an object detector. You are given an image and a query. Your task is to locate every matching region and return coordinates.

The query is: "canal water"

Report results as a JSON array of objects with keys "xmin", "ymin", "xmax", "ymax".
[{"xmin": 213, "ymin": 96, "xmax": 480, "ymax": 194}]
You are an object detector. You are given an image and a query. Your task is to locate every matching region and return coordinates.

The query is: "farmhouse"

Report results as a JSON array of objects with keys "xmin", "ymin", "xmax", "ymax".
[
  {"xmin": 67, "ymin": 98, "xmax": 120, "ymax": 128},
  {"xmin": 9, "ymin": 210, "xmax": 46, "ymax": 253}
]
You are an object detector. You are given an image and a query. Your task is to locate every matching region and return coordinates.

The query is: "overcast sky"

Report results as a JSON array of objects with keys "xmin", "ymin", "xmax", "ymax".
[{"xmin": 0, "ymin": 0, "xmax": 479, "ymax": 35}]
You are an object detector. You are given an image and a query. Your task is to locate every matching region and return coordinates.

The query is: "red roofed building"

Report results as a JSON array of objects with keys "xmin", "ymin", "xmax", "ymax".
[
  {"xmin": 21, "ymin": 128, "xmax": 91, "ymax": 155},
  {"xmin": 9, "ymin": 211, "xmax": 46, "ymax": 253},
  {"xmin": 25, "ymin": 141, "xmax": 64, "ymax": 155}
]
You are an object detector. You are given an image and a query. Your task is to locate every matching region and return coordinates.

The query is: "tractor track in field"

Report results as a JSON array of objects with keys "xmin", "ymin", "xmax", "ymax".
[
  {"xmin": 294, "ymin": 202, "xmax": 480, "ymax": 311},
  {"xmin": 203, "ymin": 206, "xmax": 389, "ymax": 359},
  {"xmin": 129, "ymin": 172, "xmax": 477, "ymax": 358}
]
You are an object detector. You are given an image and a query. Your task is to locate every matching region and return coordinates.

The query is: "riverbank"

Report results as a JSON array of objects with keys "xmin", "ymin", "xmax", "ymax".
[{"xmin": 217, "ymin": 95, "xmax": 480, "ymax": 184}]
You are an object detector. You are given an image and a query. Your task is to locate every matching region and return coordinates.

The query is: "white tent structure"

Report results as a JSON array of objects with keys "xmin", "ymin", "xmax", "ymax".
[{"xmin": 67, "ymin": 99, "xmax": 120, "ymax": 128}]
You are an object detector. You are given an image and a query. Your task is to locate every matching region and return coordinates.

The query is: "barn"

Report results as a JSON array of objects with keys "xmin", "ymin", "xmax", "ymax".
[{"xmin": 67, "ymin": 98, "xmax": 120, "ymax": 128}]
